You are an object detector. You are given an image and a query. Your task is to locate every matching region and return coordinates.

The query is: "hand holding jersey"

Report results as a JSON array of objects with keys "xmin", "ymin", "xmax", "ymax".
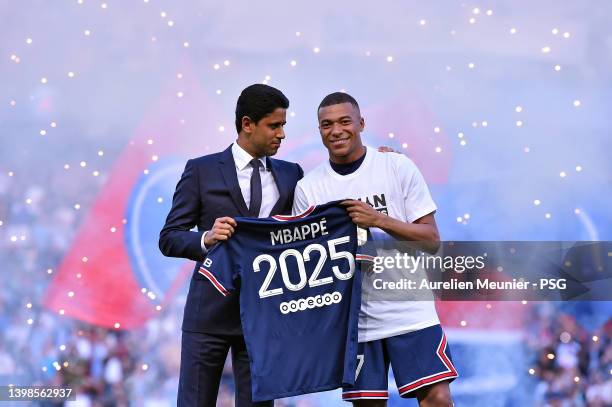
[
  {"xmin": 293, "ymin": 93, "xmax": 456, "ymax": 405},
  {"xmin": 203, "ymin": 216, "xmax": 238, "ymax": 247},
  {"xmin": 341, "ymin": 198, "xmax": 440, "ymax": 255},
  {"xmin": 341, "ymin": 199, "xmax": 385, "ymax": 229}
]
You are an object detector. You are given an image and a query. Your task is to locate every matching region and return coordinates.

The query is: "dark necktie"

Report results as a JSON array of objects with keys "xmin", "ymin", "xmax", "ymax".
[{"xmin": 249, "ymin": 158, "xmax": 262, "ymax": 217}]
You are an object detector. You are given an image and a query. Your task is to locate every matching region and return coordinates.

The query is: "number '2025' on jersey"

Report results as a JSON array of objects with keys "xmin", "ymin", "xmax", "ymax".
[{"xmin": 200, "ymin": 201, "xmax": 373, "ymax": 401}]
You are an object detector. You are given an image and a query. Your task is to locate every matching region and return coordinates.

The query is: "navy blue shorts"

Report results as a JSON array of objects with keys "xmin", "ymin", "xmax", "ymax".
[{"xmin": 342, "ymin": 324, "xmax": 458, "ymax": 401}]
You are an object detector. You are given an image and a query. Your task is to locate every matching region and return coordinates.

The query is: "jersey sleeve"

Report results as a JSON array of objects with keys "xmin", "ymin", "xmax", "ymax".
[
  {"xmin": 355, "ymin": 229, "xmax": 377, "ymax": 272},
  {"xmin": 198, "ymin": 242, "xmax": 238, "ymax": 297},
  {"xmin": 355, "ymin": 249, "xmax": 376, "ymax": 263},
  {"xmin": 292, "ymin": 181, "xmax": 311, "ymax": 215},
  {"xmin": 397, "ymin": 155, "xmax": 438, "ymax": 223}
]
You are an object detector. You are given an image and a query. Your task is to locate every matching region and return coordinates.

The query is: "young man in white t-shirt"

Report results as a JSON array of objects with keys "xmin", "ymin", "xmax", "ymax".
[{"xmin": 293, "ymin": 92, "xmax": 457, "ymax": 407}]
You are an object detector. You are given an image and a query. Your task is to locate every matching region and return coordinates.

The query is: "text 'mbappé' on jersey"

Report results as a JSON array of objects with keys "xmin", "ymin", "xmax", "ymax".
[{"xmin": 200, "ymin": 201, "xmax": 372, "ymax": 401}]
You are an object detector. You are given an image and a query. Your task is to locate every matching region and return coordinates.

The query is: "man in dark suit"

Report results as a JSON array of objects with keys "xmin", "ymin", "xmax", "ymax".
[{"xmin": 159, "ymin": 84, "xmax": 303, "ymax": 406}]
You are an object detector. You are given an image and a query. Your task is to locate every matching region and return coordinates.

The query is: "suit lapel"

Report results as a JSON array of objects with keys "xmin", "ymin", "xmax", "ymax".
[
  {"xmin": 218, "ymin": 145, "xmax": 249, "ymax": 216},
  {"xmin": 268, "ymin": 158, "xmax": 288, "ymax": 215}
]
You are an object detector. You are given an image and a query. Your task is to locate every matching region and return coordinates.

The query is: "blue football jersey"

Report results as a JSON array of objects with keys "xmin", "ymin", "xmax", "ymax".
[{"xmin": 200, "ymin": 201, "xmax": 372, "ymax": 401}]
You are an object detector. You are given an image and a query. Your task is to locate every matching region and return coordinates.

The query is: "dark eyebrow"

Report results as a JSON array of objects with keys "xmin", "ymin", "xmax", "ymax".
[
  {"xmin": 320, "ymin": 115, "xmax": 352, "ymax": 124},
  {"xmin": 268, "ymin": 120, "xmax": 286, "ymax": 126}
]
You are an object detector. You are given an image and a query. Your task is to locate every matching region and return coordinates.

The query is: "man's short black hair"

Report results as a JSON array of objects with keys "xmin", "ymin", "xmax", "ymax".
[
  {"xmin": 235, "ymin": 84, "xmax": 289, "ymax": 133},
  {"xmin": 317, "ymin": 92, "xmax": 360, "ymax": 113}
]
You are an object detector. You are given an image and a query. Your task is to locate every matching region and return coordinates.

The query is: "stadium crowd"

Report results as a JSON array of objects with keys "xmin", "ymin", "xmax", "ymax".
[
  {"xmin": 0, "ymin": 165, "xmax": 324, "ymax": 406},
  {"xmin": 0, "ymin": 167, "xmax": 610, "ymax": 406},
  {"xmin": 527, "ymin": 303, "xmax": 611, "ymax": 406}
]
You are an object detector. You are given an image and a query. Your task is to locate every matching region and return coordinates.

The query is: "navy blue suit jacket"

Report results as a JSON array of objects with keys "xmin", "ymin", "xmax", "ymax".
[{"xmin": 159, "ymin": 145, "xmax": 303, "ymax": 334}]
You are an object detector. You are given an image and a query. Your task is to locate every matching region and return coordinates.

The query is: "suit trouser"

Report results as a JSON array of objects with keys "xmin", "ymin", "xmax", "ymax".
[{"xmin": 177, "ymin": 331, "xmax": 274, "ymax": 407}]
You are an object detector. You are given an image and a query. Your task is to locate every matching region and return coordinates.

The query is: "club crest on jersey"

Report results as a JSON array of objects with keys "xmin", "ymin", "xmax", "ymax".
[
  {"xmin": 203, "ymin": 258, "xmax": 213, "ymax": 268},
  {"xmin": 357, "ymin": 193, "xmax": 388, "ymax": 214}
]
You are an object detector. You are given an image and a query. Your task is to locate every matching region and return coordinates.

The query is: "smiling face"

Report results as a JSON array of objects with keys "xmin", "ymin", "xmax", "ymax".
[
  {"xmin": 240, "ymin": 107, "xmax": 287, "ymax": 158},
  {"xmin": 318, "ymin": 102, "xmax": 365, "ymax": 163}
]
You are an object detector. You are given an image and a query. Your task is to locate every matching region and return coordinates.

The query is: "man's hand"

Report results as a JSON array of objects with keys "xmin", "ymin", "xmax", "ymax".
[
  {"xmin": 341, "ymin": 200, "xmax": 385, "ymax": 229},
  {"xmin": 204, "ymin": 217, "xmax": 237, "ymax": 248}
]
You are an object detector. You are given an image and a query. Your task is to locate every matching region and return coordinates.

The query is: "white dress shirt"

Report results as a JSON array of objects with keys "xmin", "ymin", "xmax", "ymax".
[{"xmin": 201, "ymin": 142, "xmax": 280, "ymax": 252}]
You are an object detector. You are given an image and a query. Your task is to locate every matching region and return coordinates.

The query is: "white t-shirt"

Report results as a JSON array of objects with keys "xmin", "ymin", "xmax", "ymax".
[{"xmin": 293, "ymin": 146, "xmax": 440, "ymax": 342}]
